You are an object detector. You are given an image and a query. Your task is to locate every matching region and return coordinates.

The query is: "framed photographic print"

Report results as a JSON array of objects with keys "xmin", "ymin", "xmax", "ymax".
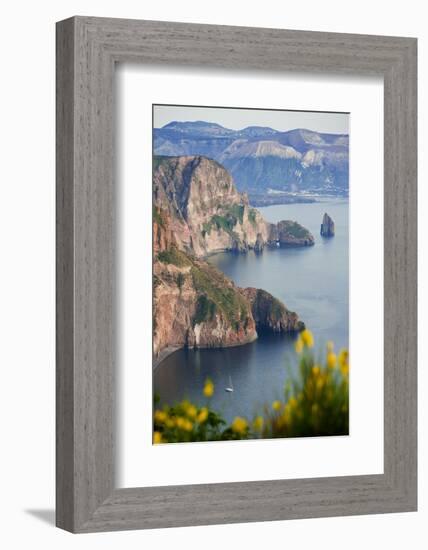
[
  {"xmin": 151, "ymin": 103, "xmax": 350, "ymax": 445},
  {"xmin": 56, "ymin": 17, "xmax": 417, "ymax": 532}
]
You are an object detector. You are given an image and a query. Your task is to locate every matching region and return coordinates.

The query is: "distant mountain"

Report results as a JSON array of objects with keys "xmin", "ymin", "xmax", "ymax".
[{"xmin": 153, "ymin": 122, "xmax": 349, "ymax": 197}]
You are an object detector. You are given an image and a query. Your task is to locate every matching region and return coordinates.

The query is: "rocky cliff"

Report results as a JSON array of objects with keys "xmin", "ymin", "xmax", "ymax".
[
  {"xmin": 153, "ymin": 246, "xmax": 257, "ymax": 361},
  {"xmin": 153, "ymin": 207, "xmax": 304, "ymax": 363},
  {"xmin": 241, "ymin": 288, "xmax": 304, "ymax": 333},
  {"xmin": 270, "ymin": 220, "xmax": 315, "ymax": 247},
  {"xmin": 153, "ymin": 155, "xmax": 314, "ymax": 255},
  {"xmin": 320, "ymin": 212, "xmax": 335, "ymax": 237},
  {"xmin": 153, "ymin": 155, "xmax": 271, "ymax": 257}
]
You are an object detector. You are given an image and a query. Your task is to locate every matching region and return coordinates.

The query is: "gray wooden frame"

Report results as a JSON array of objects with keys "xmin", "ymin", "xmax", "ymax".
[{"xmin": 56, "ymin": 16, "xmax": 417, "ymax": 533}]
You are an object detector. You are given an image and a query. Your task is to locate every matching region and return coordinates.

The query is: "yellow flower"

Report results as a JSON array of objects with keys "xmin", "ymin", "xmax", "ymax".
[
  {"xmin": 295, "ymin": 336, "xmax": 303, "ymax": 354},
  {"xmin": 153, "ymin": 431, "xmax": 163, "ymax": 444},
  {"xmin": 197, "ymin": 407, "xmax": 208, "ymax": 423},
  {"xmin": 166, "ymin": 418, "xmax": 175, "ymax": 428},
  {"xmin": 312, "ymin": 365, "xmax": 321, "ymax": 377},
  {"xmin": 203, "ymin": 379, "xmax": 214, "ymax": 398},
  {"xmin": 186, "ymin": 404, "xmax": 197, "ymax": 420},
  {"xmin": 272, "ymin": 400, "xmax": 282, "ymax": 411},
  {"xmin": 176, "ymin": 417, "xmax": 186, "ymax": 429},
  {"xmin": 301, "ymin": 329, "xmax": 314, "ymax": 348},
  {"xmin": 154, "ymin": 410, "xmax": 167, "ymax": 424},
  {"xmin": 183, "ymin": 419, "xmax": 193, "ymax": 432},
  {"xmin": 253, "ymin": 416, "xmax": 264, "ymax": 432},
  {"xmin": 340, "ymin": 363, "xmax": 349, "ymax": 377},
  {"xmin": 231, "ymin": 416, "xmax": 248, "ymax": 434},
  {"xmin": 327, "ymin": 352, "xmax": 337, "ymax": 370},
  {"xmin": 338, "ymin": 348, "xmax": 349, "ymax": 369}
]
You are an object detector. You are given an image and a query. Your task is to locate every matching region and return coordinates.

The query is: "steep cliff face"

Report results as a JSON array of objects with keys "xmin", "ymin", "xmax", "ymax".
[
  {"xmin": 241, "ymin": 288, "xmax": 304, "ymax": 333},
  {"xmin": 320, "ymin": 212, "xmax": 335, "ymax": 237},
  {"xmin": 154, "ymin": 155, "xmax": 314, "ymax": 255},
  {"xmin": 154, "ymin": 156, "xmax": 271, "ymax": 256},
  {"xmin": 153, "ymin": 222, "xmax": 258, "ymax": 361}
]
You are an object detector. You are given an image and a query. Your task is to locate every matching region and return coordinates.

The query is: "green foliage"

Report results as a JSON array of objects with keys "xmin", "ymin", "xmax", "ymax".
[
  {"xmin": 202, "ymin": 204, "xmax": 246, "ymax": 236},
  {"xmin": 283, "ymin": 221, "xmax": 310, "ymax": 239},
  {"xmin": 154, "ymin": 400, "xmax": 228, "ymax": 443},
  {"xmin": 157, "ymin": 247, "xmax": 190, "ymax": 268},
  {"xmin": 153, "ymin": 333, "xmax": 349, "ymax": 444},
  {"xmin": 211, "ymin": 214, "xmax": 235, "ymax": 233},
  {"xmin": 228, "ymin": 204, "xmax": 245, "ymax": 224},
  {"xmin": 194, "ymin": 295, "xmax": 216, "ymax": 325},
  {"xmin": 190, "ymin": 262, "xmax": 249, "ymax": 327},
  {"xmin": 263, "ymin": 338, "xmax": 349, "ymax": 438}
]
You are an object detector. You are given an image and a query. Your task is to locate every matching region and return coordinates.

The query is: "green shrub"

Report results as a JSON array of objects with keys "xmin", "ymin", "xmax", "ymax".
[
  {"xmin": 157, "ymin": 247, "xmax": 189, "ymax": 267},
  {"xmin": 193, "ymin": 295, "xmax": 216, "ymax": 325}
]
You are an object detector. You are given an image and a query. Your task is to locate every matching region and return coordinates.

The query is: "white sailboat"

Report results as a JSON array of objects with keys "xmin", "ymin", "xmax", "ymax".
[{"xmin": 225, "ymin": 374, "xmax": 234, "ymax": 393}]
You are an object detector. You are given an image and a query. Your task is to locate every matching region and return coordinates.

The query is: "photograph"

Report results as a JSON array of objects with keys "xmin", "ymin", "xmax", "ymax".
[{"xmin": 152, "ymin": 104, "xmax": 350, "ymax": 444}]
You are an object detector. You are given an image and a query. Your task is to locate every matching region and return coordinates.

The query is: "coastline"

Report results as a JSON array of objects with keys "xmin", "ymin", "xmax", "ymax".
[
  {"xmin": 153, "ymin": 346, "xmax": 181, "ymax": 370},
  {"xmin": 153, "ymin": 332, "xmax": 259, "ymax": 370}
]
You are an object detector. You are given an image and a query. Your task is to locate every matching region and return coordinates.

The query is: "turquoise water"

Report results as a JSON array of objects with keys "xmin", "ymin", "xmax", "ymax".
[{"xmin": 154, "ymin": 200, "xmax": 349, "ymax": 423}]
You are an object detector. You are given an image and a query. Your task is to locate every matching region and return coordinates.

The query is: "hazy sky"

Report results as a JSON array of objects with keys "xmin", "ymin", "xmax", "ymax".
[{"xmin": 154, "ymin": 104, "xmax": 349, "ymax": 134}]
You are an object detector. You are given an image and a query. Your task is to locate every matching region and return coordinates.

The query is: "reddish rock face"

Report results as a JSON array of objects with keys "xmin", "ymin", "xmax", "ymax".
[
  {"xmin": 153, "ymin": 209, "xmax": 175, "ymax": 254},
  {"xmin": 153, "ymin": 248, "xmax": 257, "ymax": 363},
  {"xmin": 153, "ymin": 155, "xmax": 272, "ymax": 257}
]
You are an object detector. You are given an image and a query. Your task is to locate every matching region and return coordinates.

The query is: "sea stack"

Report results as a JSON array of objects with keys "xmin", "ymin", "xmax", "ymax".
[{"xmin": 320, "ymin": 212, "xmax": 335, "ymax": 237}]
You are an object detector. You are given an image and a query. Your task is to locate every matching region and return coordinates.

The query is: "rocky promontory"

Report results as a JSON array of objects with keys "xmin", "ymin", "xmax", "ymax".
[
  {"xmin": 241, "ymin": 287, "xmax": 305, "ymax": 333},
  {"xmin": 153, "ymin": 206, "xmax": 305, "ymax": 363},
  {"xmin": 320, "ymin": 212, "xmax": 335, "ymax": 237},
  {"xmin": 153, "ymin": 155, "xmax": 315, "ymax": 256},
  {"xmin": 153, "ymin": 155, "xmax": 271, "ymax": 257},
  {"xmin": 153, "ymin": 244, "xmax": 258, "ymax": 360},
  {"xmin": 269, "ymin": 220, "xmax": 315, "ymax": 247}
]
